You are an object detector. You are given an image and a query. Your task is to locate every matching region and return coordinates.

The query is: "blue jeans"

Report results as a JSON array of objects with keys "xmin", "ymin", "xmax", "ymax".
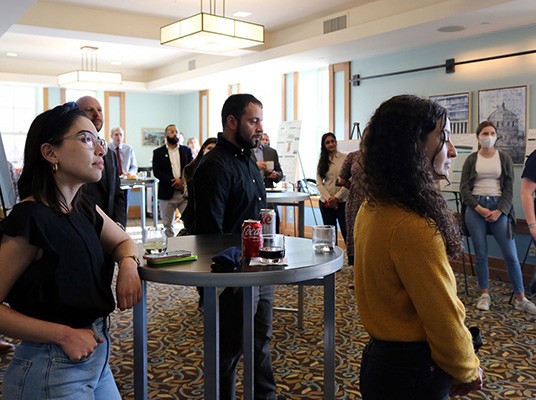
[
  {"xmin": 2, "ymin": 317, "xmax": 120, "ymax": 400},
  {"xmin": 360, "ymin": 338, "xmax": 451, "ymax": 400},
  {"xmin": 464, "ymin": 195, "xmax": 524, "ymax": 293}
]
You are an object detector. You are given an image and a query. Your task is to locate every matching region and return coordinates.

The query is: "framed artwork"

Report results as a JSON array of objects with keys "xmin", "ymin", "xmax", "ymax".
[
  {"xmin": 478, "ymin": 85, "xmax": 528, "ymax": 164},
  {"xmin": 429, "ymin": 92, "xmax": 471, "ymax": 134},
  {"xmin": 142, "ymin": 128, "xmax": 165, "ymax": 146}
]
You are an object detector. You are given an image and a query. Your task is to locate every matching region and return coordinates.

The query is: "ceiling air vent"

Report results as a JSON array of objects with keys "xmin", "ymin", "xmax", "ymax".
[
  {"xmin": 323, "ymin": 15, "xmax": 347, "ymax": 34},
  {"xmin": 188, "ymin": 59, "xmax": 196, "ymax": 71}
]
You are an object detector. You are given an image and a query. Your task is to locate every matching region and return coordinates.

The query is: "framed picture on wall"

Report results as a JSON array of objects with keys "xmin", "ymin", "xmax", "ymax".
[
  {"xmin": 142, "ymin": 128, "xmax": 165, "ymax": 146},
  {"xmin": 478, "ymin": 85, "xmax": 528, "ymax": 164},
  {"xmin": 429, "ymin": 92, "xmax": 471, "ymax": 134}
]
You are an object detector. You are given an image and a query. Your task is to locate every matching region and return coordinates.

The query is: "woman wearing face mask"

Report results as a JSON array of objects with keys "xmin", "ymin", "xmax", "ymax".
[{"xmin": 460, "ymin": 121, "xmax": 535, "ymax": 314}]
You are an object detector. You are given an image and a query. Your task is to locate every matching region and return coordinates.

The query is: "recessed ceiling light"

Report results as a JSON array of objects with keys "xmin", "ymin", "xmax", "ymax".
[
  {"xmin": 111, "ymin": 61, "xmax": 122, "ymax": 66},
  {"xmin": 233, "ymin": 11, "xmax": 252, "ymax": 18},
  {"xmin": 6, "ymin": 52, "xmax": 18, "ymax": 57},
  {"xmin": 437, "ymin": 25, "xmax": 466, "ymax": 33}
]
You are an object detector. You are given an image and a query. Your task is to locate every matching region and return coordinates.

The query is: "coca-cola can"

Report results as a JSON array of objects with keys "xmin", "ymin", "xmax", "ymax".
[
  {"xmin": 260, "ymin": 208, "xmax": 276, "ymax": 235},
  {"xmin": 242, "ymin": 219, "xmax": 262, "ymax": 258}
]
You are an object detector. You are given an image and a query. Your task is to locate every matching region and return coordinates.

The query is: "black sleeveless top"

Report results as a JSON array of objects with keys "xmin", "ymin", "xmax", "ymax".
[{"xmin": 0, "ymin": 201, "xmax": 115, "ymax": 328}]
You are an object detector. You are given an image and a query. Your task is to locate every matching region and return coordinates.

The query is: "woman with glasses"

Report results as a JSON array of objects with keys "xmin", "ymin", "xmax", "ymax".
[{"xmin": 0, "ymin": 102, "xmax": 142, "ymax": 399}]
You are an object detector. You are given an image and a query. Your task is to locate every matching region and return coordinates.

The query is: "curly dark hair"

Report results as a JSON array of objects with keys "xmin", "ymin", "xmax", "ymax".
[
  {"xmin": 317, "ymin": 132, "xmax": 337, "ymax": 180},
  {"xmin": 361, "ymin": 94, "xmax": 462, "ymax": 258}
]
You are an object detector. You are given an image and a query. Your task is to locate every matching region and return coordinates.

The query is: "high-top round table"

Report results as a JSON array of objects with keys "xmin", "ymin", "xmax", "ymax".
[
  {"xmin": 266, "ymin": 191, "xmax": 310, "ymax": 237},
  {"xmin": 133, "ymin": 234, "xmax": 343, "ymax": 400}
]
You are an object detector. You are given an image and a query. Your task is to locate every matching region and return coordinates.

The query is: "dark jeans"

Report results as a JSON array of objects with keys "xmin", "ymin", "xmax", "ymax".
[
  {"xmin": 319, "ymin": 200, "xmax": 347, "ymax": 244},
  {"xmin": 219, "ymin": 285, "xmax": 277, "ymax": 400},
  {"xmin": 360, "ymin": 338, "xmax": 451, "ymax": 400}
]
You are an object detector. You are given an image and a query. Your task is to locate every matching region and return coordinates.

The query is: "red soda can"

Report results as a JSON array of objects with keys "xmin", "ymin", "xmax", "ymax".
[
  {"xmin": 260, "ymin": 209, "xmax": 276, "ymax": 234},
  {"xmin": 242, "ymin": 219, "xmax": 262, "ymax": 258}
]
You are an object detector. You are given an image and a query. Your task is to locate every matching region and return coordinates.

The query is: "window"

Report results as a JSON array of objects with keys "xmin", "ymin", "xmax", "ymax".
[{"xmin": 0, "ymin": 86, "xmax": 37, "ymax": 165}]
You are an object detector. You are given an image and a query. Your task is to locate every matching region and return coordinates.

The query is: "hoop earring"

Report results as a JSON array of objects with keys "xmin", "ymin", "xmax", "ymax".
[{"xmin": 52, "ymin": 163, "xmax": 58, "ymax": 173}]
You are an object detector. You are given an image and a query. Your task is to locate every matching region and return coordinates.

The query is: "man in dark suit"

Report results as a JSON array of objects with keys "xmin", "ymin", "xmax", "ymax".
[
  {"xmin": 253, "ymin": 133, "xmax": 283, "ymax": 188},
  {"xmin": 76, "ymin": 96, "xmax": 127, "ymax": 228},
  {"xmin": 152, "ymin": 124, "xmax": 193, "ymax": 237}
]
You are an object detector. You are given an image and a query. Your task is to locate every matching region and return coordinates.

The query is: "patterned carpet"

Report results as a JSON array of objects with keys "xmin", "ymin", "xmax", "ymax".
[{"xmin": 1, "ymin": 262, "xmax": 535, "ymax": 400}]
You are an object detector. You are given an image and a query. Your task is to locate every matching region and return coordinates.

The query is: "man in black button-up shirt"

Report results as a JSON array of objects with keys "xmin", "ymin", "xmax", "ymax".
[{"xmin": 193, "ymin": 94, "xmax": 282, "ymax": 400}]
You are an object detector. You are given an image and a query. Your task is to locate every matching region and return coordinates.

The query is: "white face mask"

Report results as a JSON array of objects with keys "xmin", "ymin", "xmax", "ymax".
[{"xmin": 479, "ymin": 136, "xmax": 496, "ymax": 148}]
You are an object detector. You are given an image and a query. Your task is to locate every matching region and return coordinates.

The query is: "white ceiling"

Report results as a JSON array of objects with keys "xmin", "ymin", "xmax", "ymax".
[{"xmin": 0, "ymin": 0, "xmax": 535, "ymax": 93}]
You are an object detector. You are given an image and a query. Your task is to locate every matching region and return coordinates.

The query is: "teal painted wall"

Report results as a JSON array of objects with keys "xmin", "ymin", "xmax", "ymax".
[
  {"xmin": 125, "ymin": 92, "xmax": 181, "ymax": 168},
  {"xmin": 350, "ymin": 26, "xmax": 536, "ymax": 130},
  {"xmin": 349, "ymin": 25, "xmax": 536, "ymax": 267},
  {"xmin": 178, "ymin": 91, "xmax": 200, "ymax": 143}
]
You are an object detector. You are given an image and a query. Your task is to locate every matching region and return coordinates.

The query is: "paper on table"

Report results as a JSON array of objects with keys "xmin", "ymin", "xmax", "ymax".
[{"xmin": 249, "ymin": 257, "xmax": 289, "ymax": 267}]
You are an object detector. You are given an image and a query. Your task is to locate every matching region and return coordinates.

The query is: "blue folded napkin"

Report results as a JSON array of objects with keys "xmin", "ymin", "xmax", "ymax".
[{"xmin": 211, "ymin": 246, "xmax": 242, "ymax": 272}]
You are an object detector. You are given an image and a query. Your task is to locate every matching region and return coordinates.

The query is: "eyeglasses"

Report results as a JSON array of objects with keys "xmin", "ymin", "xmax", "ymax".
[{"xmin": 63, "ymin": 130, "xmax": 107, "ymax": 152}]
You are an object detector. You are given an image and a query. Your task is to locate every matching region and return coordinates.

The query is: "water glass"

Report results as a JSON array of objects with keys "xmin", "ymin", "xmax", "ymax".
[
  {"xmin": 259, "ymin": 234, "xmax": 285, "ymax": 263},
  {"xmin": 137, "ymin": 171, "xmax": 147, "ymax": 179},
  {"xmin": 312, "ymin": 225, "xmax": 336, "ymax": 253},
  {"xmin": 142, "ymin": 227, "xmax": 167, "ymax": 254}
]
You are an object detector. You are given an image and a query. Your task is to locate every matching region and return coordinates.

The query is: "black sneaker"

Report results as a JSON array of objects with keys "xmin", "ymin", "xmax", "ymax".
[{"xmin": 276, "ymin": 395, "xmax": 286, "ymax": 400}]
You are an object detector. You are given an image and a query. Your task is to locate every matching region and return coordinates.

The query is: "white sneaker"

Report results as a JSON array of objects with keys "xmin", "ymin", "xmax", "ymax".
[
  {"xmin": 476, "ymin": 294, "xmax": 491, "ymax": 311},
  {"xmin": 514, "ymin": 298, "xmax": 536, "ymax": 315}
]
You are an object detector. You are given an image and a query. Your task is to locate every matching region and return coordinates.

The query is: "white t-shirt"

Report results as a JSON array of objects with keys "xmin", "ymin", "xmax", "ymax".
[
  {"xmin": 473, "ymin": 152, "xmax": 501, "ymax": 197},
  {"xmin": 167, "ymin": 145, "xmax": 182, "ymax": 179}
]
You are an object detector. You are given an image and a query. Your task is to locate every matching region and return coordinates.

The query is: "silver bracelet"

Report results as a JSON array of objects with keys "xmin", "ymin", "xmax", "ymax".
[{"xmin": 527, "ymin": 223, "xmax": 536, "ymax": 229}]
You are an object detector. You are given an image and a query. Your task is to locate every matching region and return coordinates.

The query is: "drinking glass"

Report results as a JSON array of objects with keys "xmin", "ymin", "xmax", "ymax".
[
  {"xmin": 312, "ymin": 225, "xmax": 336, "ymax": 253},
  {"xmin": 259, "ymin": 234, "xmax": 285, "ymax": 264},
  {"xmin": 142, "ymin": 227, "xmax": 167, "ymax": 254}
]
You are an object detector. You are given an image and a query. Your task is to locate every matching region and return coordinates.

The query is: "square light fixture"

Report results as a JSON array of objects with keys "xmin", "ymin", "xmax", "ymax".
[
  {"xmin": 57, "ymin": 46, "xmax": 122, "ymax": 89},
  {"xmin": 161, "ymin": 11, "xmax": 264, "ymax": 54}
]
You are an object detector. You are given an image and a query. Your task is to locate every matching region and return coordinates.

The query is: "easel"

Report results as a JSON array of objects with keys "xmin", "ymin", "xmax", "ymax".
[{"xmin": 350, "ymin": 122, "xmax": 361, "ymax": 140}]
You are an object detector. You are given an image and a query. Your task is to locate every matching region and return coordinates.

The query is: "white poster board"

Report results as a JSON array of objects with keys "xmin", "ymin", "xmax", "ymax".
[
  {"xmin": 338, "ymin": 139, "xmax": 360, "ymax": 154},
  {"xmin": 276, "ymin": 121, "xmax": 301, "ymax": 184}
]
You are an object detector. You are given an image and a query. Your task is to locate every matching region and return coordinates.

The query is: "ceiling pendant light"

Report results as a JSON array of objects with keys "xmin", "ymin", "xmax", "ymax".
[
  {"xmin": 57, "ymin": 46, "xmax": 122, "ymax": 89},
  {"xmin": 161, "ymin": 0, "xmax": 264, "ymax": 54}
]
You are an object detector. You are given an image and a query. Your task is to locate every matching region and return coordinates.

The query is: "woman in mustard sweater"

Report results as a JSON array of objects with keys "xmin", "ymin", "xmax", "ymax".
[{"xmin": 354, "ymin": 95, "xmax": 482, "ymax": 399}]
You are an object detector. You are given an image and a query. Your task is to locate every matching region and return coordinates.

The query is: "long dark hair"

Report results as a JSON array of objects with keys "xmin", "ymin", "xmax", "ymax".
[
  {"xmin": 184, "ymin": 137, "xmax": 218, "ymax": 180},
  {"xmin": 317, "ymin": 132, "xmax": 337, "ymax": 180},
  {"xmin": 18, "ymin": 102, "xmax": 89, "ymax": 214},
  {"xmin": 361, "ymin": 94, "xmax": 462, "ymax": 258}
]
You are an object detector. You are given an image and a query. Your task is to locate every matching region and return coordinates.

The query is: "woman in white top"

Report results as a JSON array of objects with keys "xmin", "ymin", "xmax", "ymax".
[
  {"xmin": 460, "ymin": 121, "xmax": 535, "ymax": 314},
  {"xmin": 316, "ymin": 132, "xmax": 349, "ymax": 243}
]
